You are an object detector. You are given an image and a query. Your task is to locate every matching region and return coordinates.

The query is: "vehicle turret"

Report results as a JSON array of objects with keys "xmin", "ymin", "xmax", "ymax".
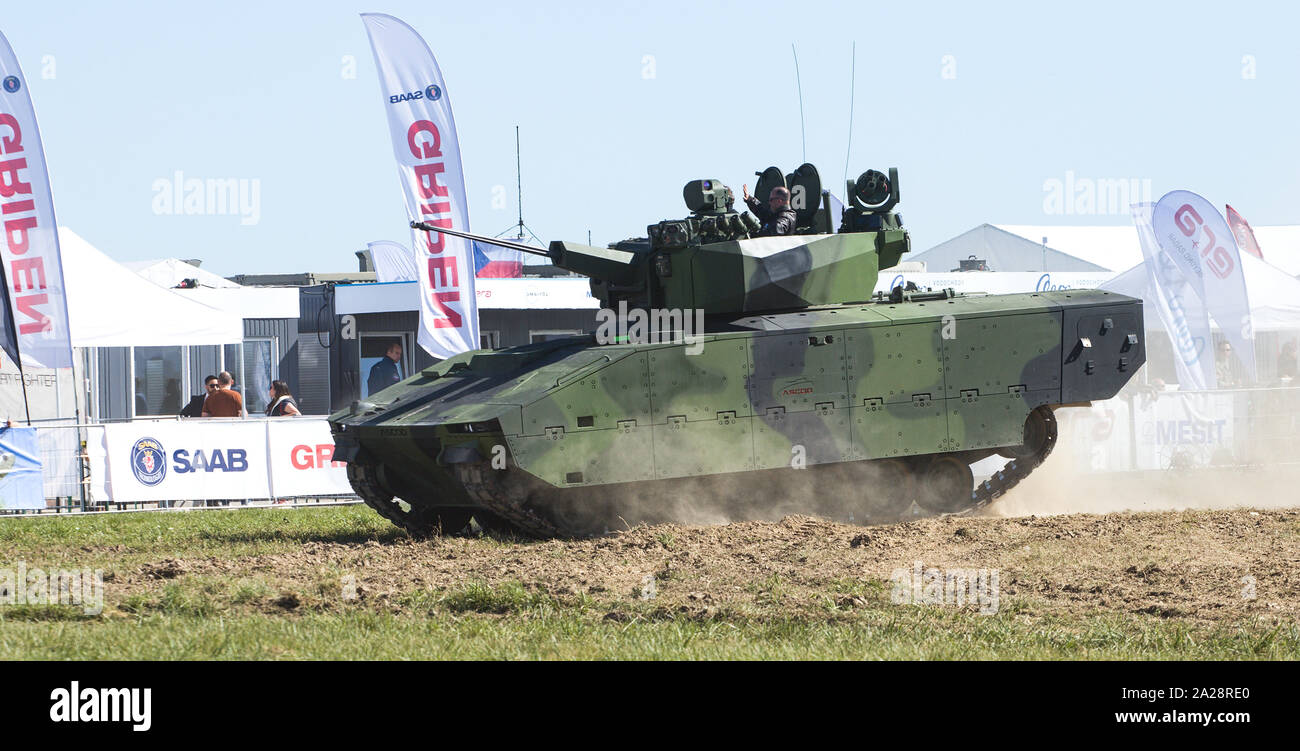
[{"xmin": 413, "ymin": 164, "xmax": 910, "ymax": 318}]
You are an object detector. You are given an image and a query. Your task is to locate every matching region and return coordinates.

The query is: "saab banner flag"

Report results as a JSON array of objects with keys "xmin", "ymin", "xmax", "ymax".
[
  {"xmin": 1151, "ymin": 191, "xmax": 1257, "ymax": 383},
  {"xmin": 0, "ymin": 30, "xmax": 73, "ymax": 369},
  {"xmin": 1225, "ymin": 205, "xmax": 1263, "ymax": 259},
  {"xmin": 362, "ymin": 14, "xmax": 478, "ymax": 359},
  {"xmin": 1129, "ymin": 204, "xmax": 1215, "ymax": 390},
  {"xmin": 368, "ymin": 240, "xmax": 417, "ymax": 283}
]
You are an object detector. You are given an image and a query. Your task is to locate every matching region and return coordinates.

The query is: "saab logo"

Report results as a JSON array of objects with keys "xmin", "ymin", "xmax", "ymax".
[
  {"xmin": 2, "ymin": 76, "xmax": 19, "ymax": 93},
  {"xmin": 780, "ymin": 378, "xmax": 815, "ymax": 397},
  {"xmin": 889, "ymin": 274, "xmax": 904, "ymax": 290},
  {"xmin": 291, "ymin": 444, "xmax": 344, "ymax": 470},
  {"xmin": 172, "ymin": 449, "xmax": 248, "ymax": 473},
  {"xmin": 389, "ymin": 84, "xmax": 440, "ymax": 105},
  {"xmin": 130, "ymin": 438, "xmax": 167, "ymax": 487}
]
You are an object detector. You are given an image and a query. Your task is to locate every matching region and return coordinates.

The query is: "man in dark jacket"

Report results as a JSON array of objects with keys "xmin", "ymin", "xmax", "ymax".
[
  {"xmin": 742, "ymin": 184, "xmax": 798, "ymax": 236},
  {"xmin": 181, "ymin": 375, "xmax": 218, "ymax": 417},
  {"xmin": 366, "ymin": 340, "xmax": 403, "ymax": 396}
]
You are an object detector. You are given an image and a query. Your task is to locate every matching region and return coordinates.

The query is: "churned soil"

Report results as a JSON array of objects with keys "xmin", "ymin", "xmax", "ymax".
[{"xmin": 109, "ymin": 506, "xmax": 1300, "ymax": 625}]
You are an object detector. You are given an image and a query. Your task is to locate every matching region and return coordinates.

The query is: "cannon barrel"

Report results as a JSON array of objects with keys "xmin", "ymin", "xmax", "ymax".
[
  {"xmin": 409, "ymin": 221, "xmax": 550, "ymax": 258},
  {"xmin": 410, "ymin": 221, "xmax": 641, "ymax": 286}
]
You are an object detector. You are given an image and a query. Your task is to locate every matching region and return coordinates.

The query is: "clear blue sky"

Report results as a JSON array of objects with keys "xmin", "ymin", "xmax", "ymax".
[{"xmin": 4, "ymin": 0, "xmax": 1297, "ymax": 276}]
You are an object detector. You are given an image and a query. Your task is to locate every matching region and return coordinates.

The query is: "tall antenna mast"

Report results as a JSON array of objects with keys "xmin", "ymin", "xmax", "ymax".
[
  {"xmin": 843, "ymin": 42, "xmax": 856, "ymax": 187},
  {"xmin": 515, "ymin": 125, "xmax": 523, "ymax": 238},
  {"xmin": 496, "ymin": 125, "xmax": 542, "ymax": 245},
  {"xmin": 792, "ymin": 44, "xmax": 806, "ymax": 163}
]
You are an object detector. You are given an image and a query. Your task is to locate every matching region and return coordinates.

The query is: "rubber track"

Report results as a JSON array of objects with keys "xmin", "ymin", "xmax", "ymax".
[
  {"xmin": 362, "ymin": 407, "xmax": 1057, "ymax": 537},
  {"xmin": 455, "ymin": 463, "xmax": 565, "ymax": 539},
  {"xmin": 346, "ymin": 463, "xmax": 444, "ymax": 536},
  {"xmin": 955, "ymin": 406, "xmax": 1058, "ymax": 516}
]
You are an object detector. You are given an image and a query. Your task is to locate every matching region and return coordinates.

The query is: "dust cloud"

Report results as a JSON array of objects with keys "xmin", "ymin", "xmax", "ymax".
[{"xmin": 986, "ymin": 449, "xmax": 1300, "ymax": 518}]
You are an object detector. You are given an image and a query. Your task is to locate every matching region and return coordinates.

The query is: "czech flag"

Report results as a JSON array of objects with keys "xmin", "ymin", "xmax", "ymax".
[{"xmin": 473, "ymin": 239, "xmax": 527, "ymax": 278}]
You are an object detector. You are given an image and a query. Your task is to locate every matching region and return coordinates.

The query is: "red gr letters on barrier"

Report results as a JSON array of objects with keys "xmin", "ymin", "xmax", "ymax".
[{"xmin": 290, "ymin": 444, "xmax": 344, "ymax": 470}]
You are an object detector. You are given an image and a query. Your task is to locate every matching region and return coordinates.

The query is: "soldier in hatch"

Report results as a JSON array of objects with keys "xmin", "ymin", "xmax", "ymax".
[{"xmin": 742, "ymin": 184, "xmax": 798, "ymax": 237}]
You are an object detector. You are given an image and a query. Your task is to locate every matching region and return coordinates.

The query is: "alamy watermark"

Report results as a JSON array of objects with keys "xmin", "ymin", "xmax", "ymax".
[
  {"xmin": 49, "ymin": 681, "xmax": 151, "ymax": 732},
  {"xmin": 1042, "ymin": 171, "xmax": 1152, "ymax": 216},
  {"xmin": 940, "ymin": 54, "xmax": 956, "ymax": 80},
  {"xmin": 890, "ymin": 560, "xmax": 999, "ymax": 615},
  {"xmin": 151, "ymin": 170, "xmax": 261, "ymax": 226},
  {"xmin": 0, "ymin": 562, "xmax": 104, "ymax": 615},
  {"xmin": 594, "ymin": 301, "xmax": 706, "ymax": 355}
]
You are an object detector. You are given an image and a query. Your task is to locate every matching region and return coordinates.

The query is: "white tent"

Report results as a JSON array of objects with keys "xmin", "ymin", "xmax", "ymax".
[
  {"xmin": 60, "ymin": 228, "xmax": 244, "ymax": 346},
  {"xmin": 998, "ymin": 224, "xmax": 1300, "ymax": 277},
  {"xmin": 122, "ymin": 257, "xmax": 299, "ymax": 320},
  {"xmin": 1102, "ymin": 252, "xmax": 1300, "ymax": 332},
  {"xmin": 909, "ymin": 224, "xmax": 1110, "ymax": 273},
  {"xmin": 123, "ymin": 258, "xmax": 241, "ymax": 289}
]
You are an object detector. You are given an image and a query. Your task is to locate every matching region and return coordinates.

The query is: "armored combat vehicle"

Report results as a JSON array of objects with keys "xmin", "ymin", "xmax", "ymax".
[{"xmin": 329, "ymin": 165, "xmax": 1144, "ymax": 537}]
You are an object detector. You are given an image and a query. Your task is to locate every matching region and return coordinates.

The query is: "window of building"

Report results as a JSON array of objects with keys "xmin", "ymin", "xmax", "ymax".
[
  {"xmin": 132, "ymin": 346, "xmax": 183, "ymax": 417},
  {"xmin": 188, "ymin": 345, "xmax": 221, "ymax": 396},
  {"xmin": 222, "ymin": 343, "xmax": 244, "ymax": 396},
  {"xmin": 480, "ymin": 330, "xmax": 501, "ymax": 349},
  {"xmin": 242, "ymin": 338, "xmax": 275, "ymax": 415},
  {"xmin": 360, "ymin": 333, "xmax": 410, "ymax": 399}
]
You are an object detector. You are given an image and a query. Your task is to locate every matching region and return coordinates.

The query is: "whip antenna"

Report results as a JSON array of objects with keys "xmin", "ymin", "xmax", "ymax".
[
  {"xmin": 496, "ymin": 125, "xmax": 542, "ymax": 245},
  {"xmin": 792, "ymin": 44, "xmax": 806, "ymax": 163},
  {"xmin": 843, "ymin": 42, "xmax": 856, "ymax": 186}
]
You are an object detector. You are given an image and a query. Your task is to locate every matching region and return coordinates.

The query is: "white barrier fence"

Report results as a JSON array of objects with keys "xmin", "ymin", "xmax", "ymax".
[
  {"xmin": 97, "ymin": 418, "xmax": 352, "ymax": 504},
  {"xmin": 3, "ymin": 418, "xmax": 355, "ymax": 511},
  {"xmin": 1055, "ymin": 386, "xmax": 1299, "ymax": 473}
]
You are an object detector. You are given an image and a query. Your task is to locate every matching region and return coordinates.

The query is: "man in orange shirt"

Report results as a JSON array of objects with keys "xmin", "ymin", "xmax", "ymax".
[{"xmin": 202, "ymin": 371, "xmax": 244, "ymax": 417}]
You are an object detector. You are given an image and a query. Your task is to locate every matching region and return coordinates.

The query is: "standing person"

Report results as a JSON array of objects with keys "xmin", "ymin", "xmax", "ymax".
[
  {"xmin": 202, "ymin": 371, "xmax": 244, "ymax": 417},
  {"xmin": 367, "ymin": 340, "xmax": 404, "ymax": 396},
  {"xmin": 1214, "ymin": 340, "xmax": 1240, "ymax": 389},
  {"xmin": 265, "ymin": 380, "xmax": 301, "ymax": 416},
  {"xmin": 181, "ymin": 375, "xmax": 218, "ymax": 417}
]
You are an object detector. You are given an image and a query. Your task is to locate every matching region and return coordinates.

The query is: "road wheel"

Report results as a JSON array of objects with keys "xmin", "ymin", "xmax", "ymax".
[
  {"xmin": 998, "ymin": 405, "xmax": 1058, "ymax": 460},
  {"xmin": 865, "ymin": 458, "xmax": 916, "ymax": 518},
  {"xmin": 915, "ymin": 455, "xmax": 975, "ymax": 514},
  {"xmin": 527, "ymin": 487, "xmax": 613, "ymax": 538}
]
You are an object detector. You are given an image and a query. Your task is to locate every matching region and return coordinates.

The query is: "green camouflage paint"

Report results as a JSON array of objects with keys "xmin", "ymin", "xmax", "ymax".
[{"xmin": 334, "ymin": 166, "xmax": 1145, "ymax": 536}]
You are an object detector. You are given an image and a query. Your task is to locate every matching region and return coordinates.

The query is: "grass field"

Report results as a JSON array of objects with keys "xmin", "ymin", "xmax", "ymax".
[{"xmin": 1, "ymin": 504, "xmax": 1297, "ymax": 660}]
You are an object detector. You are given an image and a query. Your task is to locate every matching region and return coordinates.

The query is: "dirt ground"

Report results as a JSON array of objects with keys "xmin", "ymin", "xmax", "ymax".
[{"xmin": 112, "ymin": 501, "xmax": 1300, "ymax": 625}]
